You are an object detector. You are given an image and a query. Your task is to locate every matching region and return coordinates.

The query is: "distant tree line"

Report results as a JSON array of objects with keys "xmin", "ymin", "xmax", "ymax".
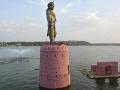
[
  {"xmin": 0, "ymin": 41, "xmax": 120, "ymax": 46},
  {"xmin": 0, "ymin": 41, "xmax": 91, "ymax": 46}
]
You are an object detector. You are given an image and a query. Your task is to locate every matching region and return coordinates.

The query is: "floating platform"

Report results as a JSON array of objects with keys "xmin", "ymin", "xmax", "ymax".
[{"xmin": 81, "ymin": 69, "xmax": 120, "ymax": 79}]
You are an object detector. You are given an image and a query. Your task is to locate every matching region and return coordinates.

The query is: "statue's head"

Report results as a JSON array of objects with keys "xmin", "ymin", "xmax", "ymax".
[{"xmin": 48, "ymin": 2, "xmax": 55, "ymax": 10}]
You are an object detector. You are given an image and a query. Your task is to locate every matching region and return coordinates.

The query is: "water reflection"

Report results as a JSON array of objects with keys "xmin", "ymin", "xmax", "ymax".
[
  {"xmin": 95, "ymin": 78, "xmax": 118, "ymax": 90},
  {"xmin": 96, "ymin": 78, "xmax": 105, "ymax": 85},
  {"xmin": 39, "ymin": 87, "xmax": 70, "ymax": 90},
  {"xmin": 109, "ymin": 78, "xmax": 118, "ymax": 86}
]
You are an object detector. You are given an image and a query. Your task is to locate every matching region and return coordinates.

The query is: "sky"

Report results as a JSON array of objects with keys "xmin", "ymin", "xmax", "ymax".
[{"xmin": 0, "ymin": 0, "xmax": 120, "ymax": 43}]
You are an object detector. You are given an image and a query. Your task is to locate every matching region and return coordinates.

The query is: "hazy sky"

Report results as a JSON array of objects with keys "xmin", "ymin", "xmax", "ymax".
[{"xmin": 0, "ymin": 0, "xmax": 120, "ymax": 43}]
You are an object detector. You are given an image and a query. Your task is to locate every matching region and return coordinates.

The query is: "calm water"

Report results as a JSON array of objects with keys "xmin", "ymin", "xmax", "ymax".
[{"xmin": 0, "ymin": 46, "xmax": 120, "ymax": 90}]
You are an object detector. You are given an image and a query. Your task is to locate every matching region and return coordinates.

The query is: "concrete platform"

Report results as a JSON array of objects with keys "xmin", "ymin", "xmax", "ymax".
[{"xmin": 81, "ymin": 69, "xmax": 120, "ymax": 79}]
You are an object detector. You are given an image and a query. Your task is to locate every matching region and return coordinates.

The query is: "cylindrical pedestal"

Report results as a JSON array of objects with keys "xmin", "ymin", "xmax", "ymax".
[{"xmin": 39, "ymin": 44, "xmax": 71, "ymax": 89}]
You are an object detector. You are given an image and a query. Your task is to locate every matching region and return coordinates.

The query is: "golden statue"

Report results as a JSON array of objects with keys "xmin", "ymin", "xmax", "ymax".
[{"xmin": 46, "ymin": 2, "xmax": 56, "ymax": 43}]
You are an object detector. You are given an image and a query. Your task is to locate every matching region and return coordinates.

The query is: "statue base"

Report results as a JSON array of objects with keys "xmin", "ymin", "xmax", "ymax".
[{"xmin": 39, "ymin": 44, "xmax": 71, "ymax": 89}]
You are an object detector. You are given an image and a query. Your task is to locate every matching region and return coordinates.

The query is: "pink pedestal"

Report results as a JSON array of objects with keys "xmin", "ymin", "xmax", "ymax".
[{"xmin": 39, "ymin": 44, "xmax": 71, "ymax": 89}]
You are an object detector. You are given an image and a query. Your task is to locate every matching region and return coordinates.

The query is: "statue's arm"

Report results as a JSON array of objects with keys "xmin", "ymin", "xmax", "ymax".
[
  {"xmin": 46, "ymin": 10, "xmax": 52, "ymax": 25},
  {"xmin": 46, "ymin": 9, "xmax": 52, "ymax": 36}
]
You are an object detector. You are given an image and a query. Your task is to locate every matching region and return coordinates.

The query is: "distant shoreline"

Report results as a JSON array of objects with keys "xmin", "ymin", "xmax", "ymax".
[{"xmin": 0, "ymin": 41, "xmax": 120, "ymax": 46}]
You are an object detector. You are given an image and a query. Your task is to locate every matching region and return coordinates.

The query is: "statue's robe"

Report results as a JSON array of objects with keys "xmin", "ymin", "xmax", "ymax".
[{"xmin": 46, "ymin": 8, "xmax": 56, "ymax": 42}]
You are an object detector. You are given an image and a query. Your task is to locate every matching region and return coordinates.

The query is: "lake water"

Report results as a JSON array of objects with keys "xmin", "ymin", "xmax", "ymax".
[{"xmin": 0, "ymin": 46, "xmax": 120, "ymax": 90}]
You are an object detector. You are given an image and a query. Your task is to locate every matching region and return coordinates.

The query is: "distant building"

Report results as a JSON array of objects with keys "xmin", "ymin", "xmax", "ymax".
[{"xmin": 91, "ymin": 62, "xmax": 118, "ymax": 76}]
